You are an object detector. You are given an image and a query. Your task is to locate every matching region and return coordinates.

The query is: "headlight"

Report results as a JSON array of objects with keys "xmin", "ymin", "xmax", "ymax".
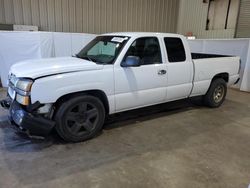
[
  {"xmin": 15, "ymin": 79, "xmax": 33, "ymax": 92},
  {"xmin": 9, "ymin": 77, "xmax": 33, "ymax": 106}
]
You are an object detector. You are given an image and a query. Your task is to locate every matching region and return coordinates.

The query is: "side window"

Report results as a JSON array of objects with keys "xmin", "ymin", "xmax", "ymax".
[
  {"xmin": 164, "ymin": 37, "xmax": 186, "ymax": 63},
  {"xmin": 124, "ymin": 37, "xmax": 162, "ymax": 65}
]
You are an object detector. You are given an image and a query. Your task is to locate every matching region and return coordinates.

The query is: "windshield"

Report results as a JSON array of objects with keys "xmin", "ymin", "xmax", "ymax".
[{"xmin": 76, "ymin": 36, "xmax": 129, "ymax": 64}]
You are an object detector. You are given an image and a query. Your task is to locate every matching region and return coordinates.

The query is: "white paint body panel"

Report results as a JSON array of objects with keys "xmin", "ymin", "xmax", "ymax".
[
  {"xmin": 10, "ymin": 57, "xmax": 103, "ymax": 78},
  {"xmin": 8, "ymin": 32, "xmax": 240, "ymax": 114},
  {"xmin": 31, "ymin": 65, "xmax": 116, "ymax": 114},
  {"xmin": 114, "ymin": 64, "xmax": 168, "ymax": 112},
  {"xmin": 191, "ymin": 56, "xmax": 240, "ymax": 96}
]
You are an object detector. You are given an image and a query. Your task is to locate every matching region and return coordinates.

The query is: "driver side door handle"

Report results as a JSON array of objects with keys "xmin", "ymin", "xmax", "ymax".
[{"xmin": 158, "ymin": 70, "xmax": 167, "ymax": 75}]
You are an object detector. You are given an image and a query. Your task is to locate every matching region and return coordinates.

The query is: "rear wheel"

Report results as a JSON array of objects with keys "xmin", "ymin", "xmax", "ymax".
[
  {"xmin": 203, "ymin": 78, "xmax": 227, "ymax": 108},
  {"xmin": 55, "ymin": 95, "xmax": 105, "ymax": 142}
]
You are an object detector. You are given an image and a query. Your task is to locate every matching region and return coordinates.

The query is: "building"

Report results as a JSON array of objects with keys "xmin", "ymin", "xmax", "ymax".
[{"xmin": 0, "ymin": 0, "xmax": 249, "ymax": 38}]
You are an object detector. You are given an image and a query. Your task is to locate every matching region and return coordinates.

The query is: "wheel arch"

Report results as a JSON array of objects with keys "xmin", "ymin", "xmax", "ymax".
[
  {"xmin": 54, "ymin": 90, "xmax": 110, "ymax": 115},
  {"xmin": 203, "ymin": 72, "xmax": 229, "ymax": 96},
  {"xmin": 212, "ymin": 72, "xmax": 229, "ymax": 83}
]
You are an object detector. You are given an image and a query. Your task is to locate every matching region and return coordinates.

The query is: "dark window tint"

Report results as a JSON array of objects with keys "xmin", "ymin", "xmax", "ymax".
[
  {"xmin": 124, "ymin": 37, "xmax": 162, "ymax": 65},
  {"xmin": 164, "ymin": 37, "xmax": 186, "ymax": 62}
]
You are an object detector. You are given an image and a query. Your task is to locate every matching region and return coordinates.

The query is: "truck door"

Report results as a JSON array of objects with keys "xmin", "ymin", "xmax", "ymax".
[
  {"xmin": 164, "ymin": 37, "xmax": 193, "ymax": 101},
  {"xmin": 114, "ymin": 37, "xmax": 168, "ymax": 112}
]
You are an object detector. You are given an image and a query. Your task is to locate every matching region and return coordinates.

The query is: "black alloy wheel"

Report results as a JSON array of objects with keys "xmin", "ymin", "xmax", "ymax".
[{"xmin": 55, "ymin": 95, "xmax": 105, "ymax": 142}]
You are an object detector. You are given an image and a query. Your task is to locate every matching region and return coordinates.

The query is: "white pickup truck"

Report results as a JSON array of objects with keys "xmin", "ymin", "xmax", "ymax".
[{"xmin": 1, "ymin": 32, "xmax": 240, "ymax": 142}]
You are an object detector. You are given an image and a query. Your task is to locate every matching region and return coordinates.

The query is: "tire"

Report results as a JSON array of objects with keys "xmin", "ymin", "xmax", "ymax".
[
  {"xmin": 55, "ymin": 95, "xmax": 105, "ymax": 142},
  {"xmin": 203, "ymin": 78, "xmax": 227, "ymax": 108}
]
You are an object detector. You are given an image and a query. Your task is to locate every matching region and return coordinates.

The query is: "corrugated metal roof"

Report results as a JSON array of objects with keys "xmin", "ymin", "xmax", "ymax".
[{"xmin": 236, "ymin": 0, "xmax": 250, "ymax": 38}]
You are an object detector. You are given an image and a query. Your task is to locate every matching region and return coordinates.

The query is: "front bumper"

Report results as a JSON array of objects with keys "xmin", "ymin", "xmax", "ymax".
[{"xmin": 1, "ymin": 99, "xmax": 55, "ymax": 136}]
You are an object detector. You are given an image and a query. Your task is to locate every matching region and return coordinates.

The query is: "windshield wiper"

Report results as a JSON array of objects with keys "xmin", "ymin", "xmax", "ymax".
[
  {"xmin": 84, "ymin": 56, "xmax": 95, "ymax": 62},
  {"xmin": 74, "ymin": 54, "xmax": 96, "ymax": 63}
]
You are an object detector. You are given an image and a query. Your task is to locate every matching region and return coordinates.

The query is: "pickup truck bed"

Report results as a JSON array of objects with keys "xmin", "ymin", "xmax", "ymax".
[
  {"xmin": 191, "ymin": 53, "xmax": 231, "ymax": 59},
  {"xmin": 191, "ymin": 55, "xmax": 240, "ymax": 97}
]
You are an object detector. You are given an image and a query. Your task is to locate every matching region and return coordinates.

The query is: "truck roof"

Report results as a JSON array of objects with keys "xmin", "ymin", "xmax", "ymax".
[{"xmin": 102, "ymin": 32, "xmax": 183, "ymax": 38}]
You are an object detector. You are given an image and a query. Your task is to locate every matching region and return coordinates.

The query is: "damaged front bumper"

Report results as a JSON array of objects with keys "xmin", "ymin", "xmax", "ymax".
[
  {"xmin": 0, "ymin": 98, "xmax": 55, "ymax": 137},
  {"xmin": 0, "ymin": 98, "xmax": 11, "ymax": 109}
]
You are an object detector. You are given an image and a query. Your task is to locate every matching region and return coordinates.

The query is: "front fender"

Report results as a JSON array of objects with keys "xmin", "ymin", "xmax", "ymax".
[{"xmin": 30, "ymin": 70, "xmax": 114, "ymax": 106}]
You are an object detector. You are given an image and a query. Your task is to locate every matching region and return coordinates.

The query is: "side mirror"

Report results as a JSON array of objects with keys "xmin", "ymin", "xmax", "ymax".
[{"xmin": 121, "ymin": 56, "xmax": 141, "ymax": 67}]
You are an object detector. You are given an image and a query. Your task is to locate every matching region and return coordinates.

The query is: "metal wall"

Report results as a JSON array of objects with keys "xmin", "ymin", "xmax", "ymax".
[
  {"xmin": 236, "ymin": 0, "xmax": 250, "ymax": 38},
  {"xmin": 0, "ymin": 0, "xmax": 179, "ymax": 34},
  {"xmin": 177, "ymin": 0, "xmax": 237, "ymax": 39}
]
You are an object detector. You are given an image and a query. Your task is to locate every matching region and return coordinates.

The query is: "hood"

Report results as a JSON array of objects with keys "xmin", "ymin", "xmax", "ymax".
[{"xmin": 10, "ymin": 57, "xmax": 104, "ymax": 79}]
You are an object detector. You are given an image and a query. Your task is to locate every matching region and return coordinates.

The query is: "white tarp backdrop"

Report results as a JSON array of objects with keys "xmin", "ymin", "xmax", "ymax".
[
  {"xmin": 189, "ymin": 39, "xmax": 250, "ymax": 92},
  {"xmin": 0, "ymin": 31, "xmax": 96, "ymax": 87},
  {"xmin": 0, "ymin": 32, "xmax": 249, "ymax": 92}
]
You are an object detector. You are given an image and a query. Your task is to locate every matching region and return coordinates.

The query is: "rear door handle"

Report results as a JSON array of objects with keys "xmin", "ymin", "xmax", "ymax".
[{"xmin": 158, "ymin": 70, "xmax": 167, "ymax": 75}]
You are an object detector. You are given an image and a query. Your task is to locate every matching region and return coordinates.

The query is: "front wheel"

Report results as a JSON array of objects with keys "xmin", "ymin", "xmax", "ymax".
[
  {"xmin": 203, "ymin": 78, "xmax": 227, "ymax": 108},
  {"xmin": 55, "ymin": 95, "xmax": 105, "ymax": 142}
]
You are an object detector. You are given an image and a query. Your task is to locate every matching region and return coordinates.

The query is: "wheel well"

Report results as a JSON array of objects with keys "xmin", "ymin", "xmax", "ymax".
[
  {"xmin": 212, "ymin": 73, "xmax": 229, "ymax": 83},
  {"xmin": 54, "ymin": 90, "xmax": 110, "ymax": 114}
]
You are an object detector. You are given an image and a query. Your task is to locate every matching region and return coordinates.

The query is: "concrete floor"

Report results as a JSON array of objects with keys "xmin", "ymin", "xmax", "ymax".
[{"xmin": 0, "ymin": 88, "xmax": 249, "ymax": 188}]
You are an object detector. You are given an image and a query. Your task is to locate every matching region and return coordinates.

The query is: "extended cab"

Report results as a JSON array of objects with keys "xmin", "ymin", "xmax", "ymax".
[{"xmin": 0, "ymin": 32, "xmax": 240, "ymax": 142}]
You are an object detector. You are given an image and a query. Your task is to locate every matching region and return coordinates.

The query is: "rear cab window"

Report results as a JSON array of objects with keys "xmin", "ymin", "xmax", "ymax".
[{"xmin": 164, "ymin": 37, "xmax": 186, "ymax": 63}]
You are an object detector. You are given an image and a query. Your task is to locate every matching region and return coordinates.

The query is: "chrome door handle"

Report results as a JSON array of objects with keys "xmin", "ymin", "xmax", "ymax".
[{"xmin": 158, "ymin": 70, "xmax": 167, "ymax": 75}]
